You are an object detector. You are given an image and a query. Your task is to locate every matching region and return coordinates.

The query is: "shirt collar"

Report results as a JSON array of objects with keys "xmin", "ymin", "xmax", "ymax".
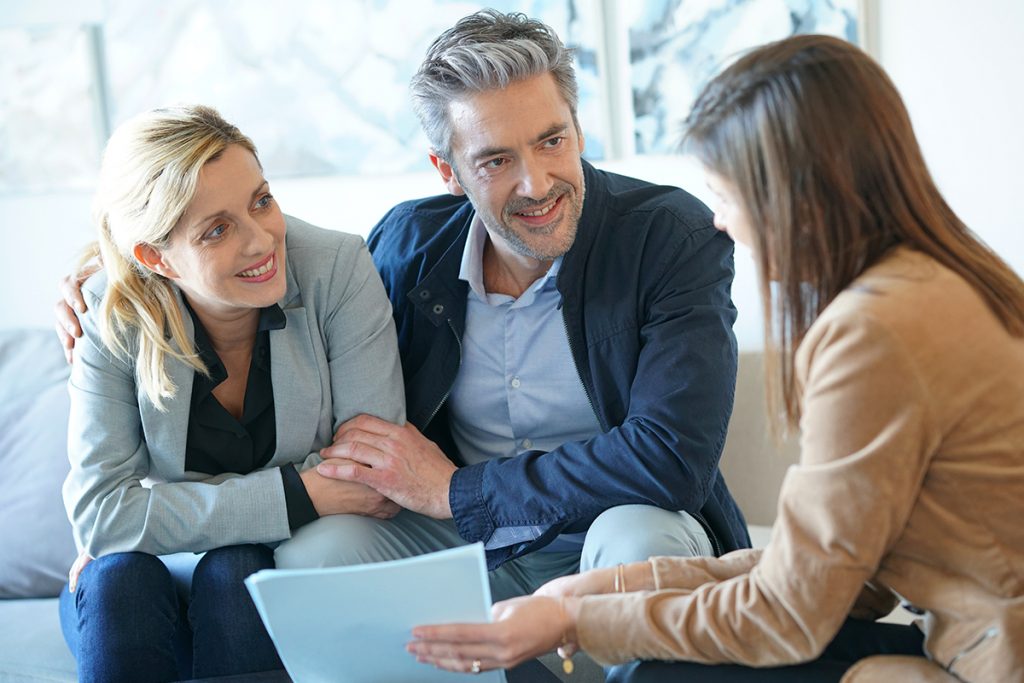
[
  {"xmin": 185, "ymin": 301, "xmax": 286, "ymax": 390},
  {"xmin": 458, "ymin": 214, "xmax": 561, "ymax": 301}
]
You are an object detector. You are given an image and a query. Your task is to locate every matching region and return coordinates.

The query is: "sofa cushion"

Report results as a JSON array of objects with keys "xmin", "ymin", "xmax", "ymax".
[
  {"xmin": 0, "ymin": 329, "xmax": 77, "ymax": 599},
  {"xmin": 0, "ymin": 598, "xmax": 77, "ymax": 681}
]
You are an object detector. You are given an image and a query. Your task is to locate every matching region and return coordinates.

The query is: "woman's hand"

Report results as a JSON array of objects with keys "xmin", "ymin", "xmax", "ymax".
[
  {"xmin": 534, "ymin": 567, "xmax": 616, "ymax": 599},
  {"xmin": 68, "ymin": 551, "xmax": 93, "ymax": 592},
  {"xmin": 300, "ymin": 461, "xmax": 400, "ymax": 519},
  {"xmin": 535, "ymin": 561, "xmax": 656, "ymax": 599},
  {"xmin": 408, "ymin": 594, "xmax": 579, "ymax": 674}
]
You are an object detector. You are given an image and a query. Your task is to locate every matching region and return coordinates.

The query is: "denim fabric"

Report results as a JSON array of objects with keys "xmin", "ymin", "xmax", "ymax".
[
  {"xmin": 59, "ymin": 545, "xmax": 281, "ymax": 682},
  {"xmin": 606, "ymin": 618, "xmax": 926, "ymax": 683}
]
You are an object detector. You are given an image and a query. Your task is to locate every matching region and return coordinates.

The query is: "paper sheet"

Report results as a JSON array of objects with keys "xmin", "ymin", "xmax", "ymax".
[{"xmin": 246, "ymin": 543, "xmax": 505, "ymax": 682}]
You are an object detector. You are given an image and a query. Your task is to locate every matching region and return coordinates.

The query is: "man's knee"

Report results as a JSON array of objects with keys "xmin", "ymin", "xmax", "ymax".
[
  {"xmin": 581, "ymin": 505, "xmax": 713, "ymax": 572},
  {"xmin": 275, "ymin": 514, "xmax": 400, "ymax": 569}
]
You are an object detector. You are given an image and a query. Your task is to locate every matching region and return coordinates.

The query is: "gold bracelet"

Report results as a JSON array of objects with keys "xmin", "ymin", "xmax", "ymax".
[
  {"xmin": 557, "ymin": 597, "xmax": 574, "ymax": 675},
  {"xmin": 614, "ymin": 563, "xmax": 627, "ymax": 593}
]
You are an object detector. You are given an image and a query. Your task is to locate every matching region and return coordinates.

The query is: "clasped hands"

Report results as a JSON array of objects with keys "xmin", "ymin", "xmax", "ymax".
[{"xmin": 315, "ymin": 414, "xmax": 457, "ymax": 520}]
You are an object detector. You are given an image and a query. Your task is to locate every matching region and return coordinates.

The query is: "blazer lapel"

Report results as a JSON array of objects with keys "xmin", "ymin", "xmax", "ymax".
[
  {"xmin": 269, "ymin": 254, "xmax": 322, "ymax": 465},
  {"xmin": 139, "ymin": 300, "xmax": 195, "ymax": 479}
]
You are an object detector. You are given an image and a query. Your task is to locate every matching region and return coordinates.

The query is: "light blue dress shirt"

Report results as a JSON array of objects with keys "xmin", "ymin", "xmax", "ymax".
[{"xmin": 448, "ymin": 216, "xmax": 602, "ymax": 552}]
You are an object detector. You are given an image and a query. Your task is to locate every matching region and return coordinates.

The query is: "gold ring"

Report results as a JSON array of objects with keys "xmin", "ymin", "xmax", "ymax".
[{"xmin": 471, "ymin": 659, "xmax": 482, "ymax": 674}]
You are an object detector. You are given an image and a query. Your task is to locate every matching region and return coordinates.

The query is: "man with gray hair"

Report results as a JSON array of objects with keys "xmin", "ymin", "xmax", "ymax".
[{"xmin": 291, "ymin": 8, "xmax": 750, "ymax": 595}]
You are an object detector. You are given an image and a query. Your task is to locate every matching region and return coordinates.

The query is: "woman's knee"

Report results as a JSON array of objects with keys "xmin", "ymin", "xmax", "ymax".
[
  {"xmin": 192, "ymin": 544, "xmax": 274, "ymax": 592},
  {"xmin": 78, "ymin": 551, "xmax": 173, "ymax": 601}
]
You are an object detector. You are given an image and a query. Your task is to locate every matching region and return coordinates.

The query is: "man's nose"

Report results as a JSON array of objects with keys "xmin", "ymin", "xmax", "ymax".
[{"xmin": 516, "ymin": 157, "xmax": 554, "ymax": 200}]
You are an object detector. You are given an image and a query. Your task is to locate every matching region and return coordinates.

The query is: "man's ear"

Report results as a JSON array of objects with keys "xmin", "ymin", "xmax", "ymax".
[
  {"xmin": 428, "ymin": 152, "xmax": 465, "ymax": 197},
  {"xmin": 132, "ymin": 243, "xmax": 178, "ymax": 279}
]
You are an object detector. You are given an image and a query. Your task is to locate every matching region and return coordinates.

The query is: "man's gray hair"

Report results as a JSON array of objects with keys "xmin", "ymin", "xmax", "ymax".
[{"xmin": 410, "ymin": 9, "xmax": 579, "ymax": 163}]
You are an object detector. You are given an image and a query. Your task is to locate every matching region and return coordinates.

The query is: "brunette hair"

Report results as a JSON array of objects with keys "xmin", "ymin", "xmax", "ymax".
[{"xmin": 683, "ymin": 34, "xmax": 1024, "ymax": 432}]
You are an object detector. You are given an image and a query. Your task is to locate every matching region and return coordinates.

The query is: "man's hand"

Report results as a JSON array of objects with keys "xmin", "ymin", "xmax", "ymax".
[
  {"xmin": 317, "ymin": 415, "xmax": 457, "ymax": 520},
  {"xmin": 299, "ymin": 461, "xmax": 400, "ymax": 519},
  {"xmin": 55, "ymin": 263, "xmax": 101, "ymax": 364}
]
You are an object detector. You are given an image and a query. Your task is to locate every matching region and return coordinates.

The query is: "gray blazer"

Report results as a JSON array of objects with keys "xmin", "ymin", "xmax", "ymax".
[{"xmin": 63, "ymin": 217, "xmax": 406, "ymax": 558}]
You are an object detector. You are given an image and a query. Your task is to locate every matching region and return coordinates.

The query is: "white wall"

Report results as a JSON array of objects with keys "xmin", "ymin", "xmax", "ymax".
[
  {"xmin": 875, "ymin": 0, "xmax": 1024, "ymax": 277},
  {"xmin": 4, "ymin": 0, "xmax": 1022, "ymax": 351}
]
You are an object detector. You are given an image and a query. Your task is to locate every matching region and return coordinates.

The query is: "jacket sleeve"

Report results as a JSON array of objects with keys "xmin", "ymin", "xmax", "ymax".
[
  {"xmin": 287, "ymin": 236, "xmax": 406, "ymax": 494},
  {"xmin": 448, "ymin": 217, "xmax": 740, "ymax": 563},
  {"xmin": 574, "ymin": 314, "xmax": 939, "ymax": 666},
  {"xmin": 64, "ymin": 288, "xmax": 294, "ymax": 558},
  {"xmin": 318, "ymin": 236, "xmax": 406, "ymax": 435}
]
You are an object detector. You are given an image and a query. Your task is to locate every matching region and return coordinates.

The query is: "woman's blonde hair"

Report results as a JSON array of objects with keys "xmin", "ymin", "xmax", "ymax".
[
  {"xmin": 85, "ymin": 104, "xmax": 257, "ymax": 410},
  {"xmin": 682, "ymin": 35, "xmax": 1024, "ymax": 435}
]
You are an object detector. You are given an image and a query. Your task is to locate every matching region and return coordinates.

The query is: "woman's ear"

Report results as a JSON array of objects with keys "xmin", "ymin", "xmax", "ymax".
[{"xmin": 132, "ymin": 243, "xmax": 177, "ymax": 278}]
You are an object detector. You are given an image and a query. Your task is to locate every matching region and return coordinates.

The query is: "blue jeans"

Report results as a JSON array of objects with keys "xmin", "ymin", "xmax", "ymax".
[
  {"xmin": 606, "ymin": 618, "xmax": 926, "ymax": 683},
  {"xmin": 59, "ymin": 545, "xmax": 281, "ymax": 683}
]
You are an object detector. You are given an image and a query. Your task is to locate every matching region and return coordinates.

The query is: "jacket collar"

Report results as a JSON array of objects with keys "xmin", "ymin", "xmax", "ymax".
[{"xmin": 410, "ymin": 159, "xmax": 606, "ymax": 322}]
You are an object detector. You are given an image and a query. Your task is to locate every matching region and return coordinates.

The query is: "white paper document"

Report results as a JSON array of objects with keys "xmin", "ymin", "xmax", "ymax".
[{"xmin": 245, "ymin": 543, "xmax": 505, "ymax": 683}]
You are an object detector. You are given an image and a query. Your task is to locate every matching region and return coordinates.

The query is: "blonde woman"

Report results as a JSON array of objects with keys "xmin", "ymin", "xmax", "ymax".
[
  {"xmin": 408, "ymin": 35, "xmax": 1024, "ymax": 683},
  {"xmin": 58, "ymin": 105, "xmax": 404, "ymax": 682}
]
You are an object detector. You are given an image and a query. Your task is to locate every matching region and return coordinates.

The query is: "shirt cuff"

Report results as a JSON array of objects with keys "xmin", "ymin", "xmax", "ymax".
[
  {"xmin": 448, "ymin": 462, "xmax": 495, "ymax": 543},
  {"xmin": 280, "ymin": 464, "xmax": 319, "ymax": 531}
]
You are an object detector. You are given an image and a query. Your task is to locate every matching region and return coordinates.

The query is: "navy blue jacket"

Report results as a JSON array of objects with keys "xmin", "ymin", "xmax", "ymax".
[{"xmin": 367, "ymin": 161, "xmax": 750, "ymax": 569}]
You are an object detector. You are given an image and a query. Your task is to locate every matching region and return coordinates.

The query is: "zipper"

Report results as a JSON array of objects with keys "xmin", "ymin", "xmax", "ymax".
[
  {"xmin": 423, "ymin": 318, "xmax": 463, "ymax": 427},
  {"xmin": 692, "ymin": 511, "xmax": 723, "ymax": 556},
  {"xmin": 560, "ymin": 303, "xmax": 606, "ymax": 431}
]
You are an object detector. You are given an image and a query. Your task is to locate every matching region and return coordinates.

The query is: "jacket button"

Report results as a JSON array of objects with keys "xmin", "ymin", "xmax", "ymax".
[
  {"xmin": 432, "ymin": 304, "xmax": 444, "ymax": 315},
  {"xmin": 418, "ymin": 290, "xmax": 430, "ymax": 299}
]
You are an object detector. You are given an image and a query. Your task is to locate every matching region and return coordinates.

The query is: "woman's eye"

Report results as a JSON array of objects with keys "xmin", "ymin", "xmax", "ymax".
[
  {"xmin": 255, "ymin": 194, "xmax": 274, "ymax": 209},
  {"xmin": 206, "ymin": 224, "xmax": 227, "ymax": 240}
]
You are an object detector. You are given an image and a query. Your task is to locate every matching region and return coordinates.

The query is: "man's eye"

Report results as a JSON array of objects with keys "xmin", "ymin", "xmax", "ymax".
[
  {"xmin": 544, "ymin": 137, "xmax": 564, "ymax": 148},
  {"xmin": 484, "ymin": 158, "xmax": 506, "ymax": 169},
  {"xmin": 255, "ymin": 194, "xmax": 274, "ymax": 209}
]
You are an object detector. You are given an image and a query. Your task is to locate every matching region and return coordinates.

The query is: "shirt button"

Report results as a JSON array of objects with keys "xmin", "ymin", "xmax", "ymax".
[
  {"xmin": 510, "ymin": 377, "xmax": 521, "ymax": 389},
  {"xmin": 522, "ymin": 438, "xmax": 533, "ymax": 449}
]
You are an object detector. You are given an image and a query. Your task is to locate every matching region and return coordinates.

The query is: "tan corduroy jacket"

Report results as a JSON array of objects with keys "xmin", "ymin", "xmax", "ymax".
[{"xmin": 576, "ymin": 248, "xmax": 1024, "ymax": 682}]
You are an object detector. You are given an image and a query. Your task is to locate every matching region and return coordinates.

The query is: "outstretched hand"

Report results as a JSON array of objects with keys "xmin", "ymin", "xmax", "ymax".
[
  {"xmin": 317, "ymin": 414, "xmax": 457, "ymax": 519},
  {"xmin": 408, "ymin": 594, "xmax": 580, "ymax": 674}
]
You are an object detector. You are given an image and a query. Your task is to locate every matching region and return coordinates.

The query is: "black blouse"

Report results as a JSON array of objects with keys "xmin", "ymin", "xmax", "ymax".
[{"xmin": 184, "ymin": 303, "xmax": 318, "ymax": 531}]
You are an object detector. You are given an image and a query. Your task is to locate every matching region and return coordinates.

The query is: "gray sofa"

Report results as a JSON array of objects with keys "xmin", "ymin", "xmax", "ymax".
[{"xmin": 0, "ymin": 328, "xmax": 792, "ymax": 683}]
